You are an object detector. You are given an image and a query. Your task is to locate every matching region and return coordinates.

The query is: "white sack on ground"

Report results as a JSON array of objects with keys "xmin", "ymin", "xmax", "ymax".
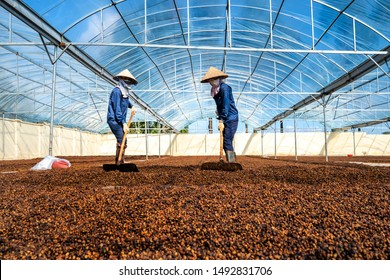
[{"xmin": 31, "ymin": 155, "xmax": 71, "ymax": 170}]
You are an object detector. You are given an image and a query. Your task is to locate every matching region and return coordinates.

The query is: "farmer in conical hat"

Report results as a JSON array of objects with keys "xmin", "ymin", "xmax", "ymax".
[
  {"xmin": 201, "ymin": 66, "xmax": 239, "ymax": 163},
  {"xmin": 107, "ymin": 69, "xmax": 137, "ymax": 164}
]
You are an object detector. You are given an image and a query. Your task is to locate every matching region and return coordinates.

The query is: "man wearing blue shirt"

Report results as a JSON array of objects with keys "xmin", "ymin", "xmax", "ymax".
[
  {"xmin": 107, "ymin": 69, "xmax": 137, "ymax": 164},
  {"xmin": 201, "ymin": 66, "xmax": 239, "ymax": 163}
]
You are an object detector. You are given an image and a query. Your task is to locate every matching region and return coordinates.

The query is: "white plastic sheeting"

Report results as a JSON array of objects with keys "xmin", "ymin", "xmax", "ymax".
[{"xmin": 1, "ymin": 118, "xmax": 389, "ymax": 160}]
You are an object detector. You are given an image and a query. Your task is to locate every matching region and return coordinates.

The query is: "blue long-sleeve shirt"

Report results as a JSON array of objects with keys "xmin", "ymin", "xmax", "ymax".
[
  {"xmin": 107, "ymin": 87, "xmax": 133, "ymax": 125},
  {"xmin": 213, "ymin": 83, "xmax": 239, "ymax": 122}
]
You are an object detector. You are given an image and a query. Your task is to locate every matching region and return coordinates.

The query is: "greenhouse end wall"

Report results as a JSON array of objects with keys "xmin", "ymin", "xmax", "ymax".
[{"xmin": 1, "ymin": 118, "xmax": 390, "ymax": 160}]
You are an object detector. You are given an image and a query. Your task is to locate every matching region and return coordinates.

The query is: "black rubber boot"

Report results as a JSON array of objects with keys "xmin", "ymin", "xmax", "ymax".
[{"xmin": 226, "ymin": 150, "xmax": 236, "ymax": 163}]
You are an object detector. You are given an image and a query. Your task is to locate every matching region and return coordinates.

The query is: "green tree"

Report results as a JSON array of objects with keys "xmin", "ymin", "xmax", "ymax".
[
  {"xmin": 180, "ymin": 126, "xmax": 189, "ymax": 133},
  {"xmin": 129, "ymin": 121, "xmax": 166, "ymax": 134}
]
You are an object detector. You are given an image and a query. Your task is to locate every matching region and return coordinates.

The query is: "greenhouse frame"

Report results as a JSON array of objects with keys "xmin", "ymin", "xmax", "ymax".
[
  {"xmin": 1, "ymin": 0, "xmax": 390, "ymax": 267},
  {"xmin": 0, "ymin": 0, "xmax": 389, "ymax": 159}
]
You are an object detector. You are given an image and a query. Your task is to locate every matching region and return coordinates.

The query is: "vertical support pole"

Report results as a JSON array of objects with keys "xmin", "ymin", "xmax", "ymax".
[
  {"xmin": 71, "ymin": 129, "xmax": 75, "ymax": 156},
  {"xmin": 249, "ymin": 55, "xmax": 252, "ymax": 92},
  {"xmin": 14, "ymin": 119, "xmax": 17, "ymax": 159},
  {"xmin": 80, "ymin": 131, "xmax": 83, "ymax": 156},
  {"xmin": 227, "ymin": 0, "xmax": 232, "ymax": 47},
  {"xmin": 274, "ymin": 122, "xmax": 277, "ymax": 159},
  {"xmin": 224, "ymin": 57, "xmax": 226, "ymax": 74},
  {"xmin": 187, "ymin": 0, "xmax": 190, "ymax": 46},
  {"xmin": 376, "ymin": 67, "xmax": 379, "ymax": 92},
  {"xmin": 144, "ymin": 0, "xmax": 147, "ymax": 44},
  {"xmin": 70, "ymin": 63, "xmax": 73, "ymax": 104},
  {"xmin": 310, "ymin": 0, "xmax": 315, "ymax": 49},
  {"xmin": 169, "ymin": 131, "xmax": 172, "ymax": 156},
  {"xmin": 43, "ymin": 55, "xmax": 46, "ymax": 102},
  {"xmin": 274, "ymin": 62, "xmax": 278, "ymax": 108},
  {"xmin": 9, "ymin": 13, "xmax": 12, "ymax": 42},
  {"xmin": 2, "ymin": 113, "xmax": 4, "ymax": 160},
  {"xmin": 205, "ymin": 134, "xmax": 207, "ymax": 154},
  {"xmin": 100, "ymin": 9, "xmax": 104, "ymax": 42},
  {"xmin": 49, "ymin": 46, "xmax": 58, "ymax": 156},
  {"xmin": 16, "ymin": 53, "xmax": 19, "ymax": 116},
  {"xmin": 199, "ymin": 54, "xmax": 202, "ymax": 91},
  {"xmin": 174, "ymin": 59, "xmax": 177, "ymax": 89},
  {"xmin": 261, "ymin": 130, "xmax": 264, "ymax": 157},
  {"xmin": 158, "ymin": 121, "xmax": 161, "ymax": 158},
  {"xmin": 37, "ymin": 123, "xmax": 41, "ymax": 157},
  {"xmin": 294, "ymin": 111, "xmax": 298, "ymax": 161},
  {"xmin": 323, "ymin": 105, "xmax": 328, "ymax": 162},
  {"xmin": 145, "ymin": 109, "xmax": 148, "ymax": 160},
  {"xmin": 353, "ymin": 18, "xmax": 356, "ymax": 51},
  {"xmin": 352, "ymin": 128, "xmax": 356, "ymax": 156},
  {"xmin": 269, "ymin": 0, "xmax": 273, "ymax": 48}
]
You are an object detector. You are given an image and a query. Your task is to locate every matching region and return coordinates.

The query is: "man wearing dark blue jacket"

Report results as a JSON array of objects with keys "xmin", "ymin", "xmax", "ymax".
[
  {"xmin": 201, "ymin": 66, "xmax": 239, "ymax": 163},
  {"xmin": 107, "ymin": 69, "xmax": 137, "ymax": 164}
]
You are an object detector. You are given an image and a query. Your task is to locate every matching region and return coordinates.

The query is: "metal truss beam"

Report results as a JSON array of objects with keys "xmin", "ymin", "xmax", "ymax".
[
  {"xmin": 255, "ymin": 44, "xmax": 390, "ymax": 131},
  {"xmin": 0, "ymin": 42, "xmax": 386, "ymax": 55},
  {"xmin": 4, "ymin": 89, "xmax": 388, "ymax": 96},
  {"xmin": 0, "ymin": 0, "xmax": 178, "ymax": 133},
  {"xmin": 332, "ymin": 117, "xmax": 390, "ymax": 131}
]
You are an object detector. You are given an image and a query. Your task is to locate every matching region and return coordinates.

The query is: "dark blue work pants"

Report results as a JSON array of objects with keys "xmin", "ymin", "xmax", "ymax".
[
  {"xmin": 108, "ymin": 120, "xmax": 125, "ymax": 146},
  {"xmin": 223, "ymin": 119, "xmax": 238, "ymax": 152}
]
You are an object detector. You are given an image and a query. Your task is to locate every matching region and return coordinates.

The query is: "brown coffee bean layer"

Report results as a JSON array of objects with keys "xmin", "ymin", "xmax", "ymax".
[{"xmin": 1, "ymin": 156, "xmax": 389, "ymax": 259}]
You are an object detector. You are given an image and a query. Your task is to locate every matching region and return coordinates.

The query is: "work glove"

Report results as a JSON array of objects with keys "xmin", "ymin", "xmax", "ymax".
[
  {"xmin": 123, "ymin": 123, "xmax": 129, "ymax": 133},
  {"xmin": 218, "ymin": 121, "xmax": 224, "ymax": 131}
]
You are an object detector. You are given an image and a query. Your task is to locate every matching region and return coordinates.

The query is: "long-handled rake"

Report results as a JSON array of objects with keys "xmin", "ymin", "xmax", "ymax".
[
  {"xmin": 103, "ymin": 110, "xmax": 139, "ymax": 172},
  {"xmin": 201, "ymin": 127, "xmax": 242, "ymax": 171}
]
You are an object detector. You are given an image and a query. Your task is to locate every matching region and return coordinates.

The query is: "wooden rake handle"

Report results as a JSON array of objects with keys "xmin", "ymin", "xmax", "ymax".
[
  {"xmin": 219, "ymin": 127, "xmax": 224, "ymax": 162},
  {"xmin": 118, "ymin": 110, "xmax": 135, "ymax": 165}
]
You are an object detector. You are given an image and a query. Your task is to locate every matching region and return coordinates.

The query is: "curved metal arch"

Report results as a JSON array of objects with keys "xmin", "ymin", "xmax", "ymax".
[
  {"xmin": 134, "ymin": 50, "xmax": 220, "ymax": 81},
  {"xmin": 235, "ymin": 1, "xmax": 382, "ymax": 118},
  {"xmin": 232, "ymin": 54, "xmax": 327, "ymax": 91},
  {"xmin": 157, "ymin": 95, "xmax": 205, "ymax": 116},
  {"xmin": 228, "ymin": 25, "xmax": 365, "ymax": 86},
  {"xmin": 107, "ymin": 3, "xmax": 195, "ymax": 122},
  {"xmin": 225, "ymin": 61, "xmax": 302, "ymax": 92},
  {"xmin": 61, "ymin": 0, "xmax": 126, "ymax": 36},
  {"xmin": 314, "ymin": 0, "xmax": 390, "ymax": 43},
  {"xmin": 136, "ymin": 50, "xmax": 322, "ymax": 97},
  {"xmin": 1, "ymin": 42, "xmax": 103, "ymax": 92},
  {"xmin": 143, "ymin": 54, "xmax": 308, "ymax": 95},
  {"xmin": 0, "ymin": 64, "xmax": 93, "ymax": 113}
]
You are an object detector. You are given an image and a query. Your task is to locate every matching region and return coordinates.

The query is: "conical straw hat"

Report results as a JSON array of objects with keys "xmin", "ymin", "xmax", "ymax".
[
  {"xmin": 200, "ymin": 66, "xmax": 228, "ymax": 83},
  {"xmin": 114, "ymin": 69, "xmax": 138, "ymax": 85}
]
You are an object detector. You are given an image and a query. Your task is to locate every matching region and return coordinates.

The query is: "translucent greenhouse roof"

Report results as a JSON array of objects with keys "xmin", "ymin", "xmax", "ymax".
[{"xmin": 0, "ymin": 0, "xmax": 389, "ymax": 133}]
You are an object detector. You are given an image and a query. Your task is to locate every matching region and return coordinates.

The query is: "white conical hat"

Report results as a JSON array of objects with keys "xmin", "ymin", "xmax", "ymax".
[
  {"xmin": 114, "ymin": 69, "xmax": 138, "ymax": 85},
  {"xmin": 200, "ymin": 66, "xmax": 228, "ymax": 83}
]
